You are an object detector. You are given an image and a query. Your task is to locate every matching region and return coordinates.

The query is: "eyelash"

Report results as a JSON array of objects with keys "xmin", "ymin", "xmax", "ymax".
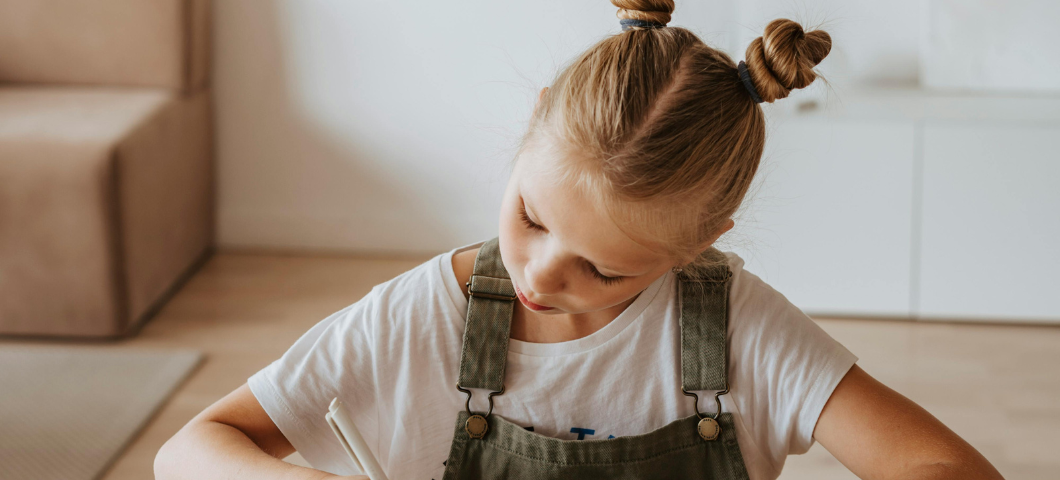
[
  {"xmin": 518, "ymin": 203, "xmax": 624, "ymax": 286},
  {"xmin": 518, "ymin": 205, "xmax": 545, "ymax": 232}
]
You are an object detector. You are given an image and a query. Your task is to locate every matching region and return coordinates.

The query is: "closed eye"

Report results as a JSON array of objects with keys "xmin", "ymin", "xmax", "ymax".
[
  {"xmin": 519, "ymin": 204, "xmax": 546, "ymax": 232},
  {"xmin": 519, "ymin": 201, "xmax": 624, "ymax": 286},
  {"xmin": 586, "ymin": 262, "xmax": 623, "ymax": 285}
]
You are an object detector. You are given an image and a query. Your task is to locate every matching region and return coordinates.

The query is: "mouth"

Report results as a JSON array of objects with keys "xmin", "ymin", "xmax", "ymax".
[{"xmin": 513, "ymin": 282, "xmax": 553, "ymax": 311}]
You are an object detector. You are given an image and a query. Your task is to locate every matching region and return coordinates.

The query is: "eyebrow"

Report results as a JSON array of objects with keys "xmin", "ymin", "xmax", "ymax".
[{"xmin": 522, "ymin": 195, "xmax": 640, "ymax": 276}]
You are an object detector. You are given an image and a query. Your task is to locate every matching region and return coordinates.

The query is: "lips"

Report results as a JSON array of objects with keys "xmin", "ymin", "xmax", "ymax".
[{"xmin": 513, "ymin": 282, "xmax": 553, "ymax": 311}]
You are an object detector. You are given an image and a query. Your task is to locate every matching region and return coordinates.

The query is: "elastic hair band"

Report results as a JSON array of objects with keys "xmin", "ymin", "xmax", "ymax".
[
  {"xmin": 737, "ymin": 61, "xmax": 764, "ymax": 104},
  {"xmin": 620, "ymin": 18, "xmax": 666, "ymax": 31}
]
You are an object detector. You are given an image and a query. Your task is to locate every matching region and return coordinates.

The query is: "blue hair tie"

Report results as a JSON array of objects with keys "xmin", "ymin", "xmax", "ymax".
[
  {"xmin": 737, "ymin": 61, "xmax": 764, "ymax": 104},
  {"xmin": 620, "ymin": 18, "xmax": 666, "ymax": 31}
]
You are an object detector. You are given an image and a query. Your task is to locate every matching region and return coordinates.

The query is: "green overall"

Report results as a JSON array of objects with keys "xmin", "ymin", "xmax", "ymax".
[{"xmin": 441, "ymin": 237, "xmax": 750, "ymax": 479}]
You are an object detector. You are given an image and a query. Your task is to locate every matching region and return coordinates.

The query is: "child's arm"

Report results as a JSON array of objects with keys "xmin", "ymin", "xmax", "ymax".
[
  {"xmin": 155, "ymin": 383, "xmax": 366, "ymax": 480},
  {"xmin": 813, "ymin": 364, "xmax": 1003, "ymax": 479}
]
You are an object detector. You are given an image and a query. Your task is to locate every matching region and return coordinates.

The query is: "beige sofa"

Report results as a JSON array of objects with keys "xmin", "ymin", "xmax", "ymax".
[{"xmin": 0, "ymin": 0, "xmax": 214, "ymax": 338}]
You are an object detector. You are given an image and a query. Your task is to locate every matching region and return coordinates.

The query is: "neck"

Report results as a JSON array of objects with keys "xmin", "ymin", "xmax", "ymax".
[{"xmin": 509, "ymin": 293, "xmax": 640, "ymax": 343}]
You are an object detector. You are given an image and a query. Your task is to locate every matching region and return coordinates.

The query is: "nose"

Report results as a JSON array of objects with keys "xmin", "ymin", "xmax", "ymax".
[{"xmin": 523, "ymin": 246, "xmax": 566, "ymax": 296}]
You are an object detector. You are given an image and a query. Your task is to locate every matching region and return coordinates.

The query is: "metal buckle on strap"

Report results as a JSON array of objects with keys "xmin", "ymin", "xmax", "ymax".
[
  {"xmin": 466, "ymin": 278, "xmax": 517, "ymax": 302},
  {"xmin": 456, "ymin": 384, "xmax": 505, "ymax": 439},
  {"xmin": 456, "ymin": 384, "xmax": 505, "ymax": 417},
  {"xmin": 682, "ymin": 380, "xmax": 728, "ymax": 420}
]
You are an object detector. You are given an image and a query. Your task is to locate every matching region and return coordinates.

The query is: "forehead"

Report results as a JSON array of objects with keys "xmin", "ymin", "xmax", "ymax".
[{"xmin": 514, "ymin": 146, "xmax": 669, "ymax": 273}]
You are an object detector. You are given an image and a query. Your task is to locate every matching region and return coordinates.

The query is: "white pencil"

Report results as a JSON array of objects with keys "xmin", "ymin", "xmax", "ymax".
[{"xmin": 325, "ymin": 397, "xmax": 390, "ymax": 480}]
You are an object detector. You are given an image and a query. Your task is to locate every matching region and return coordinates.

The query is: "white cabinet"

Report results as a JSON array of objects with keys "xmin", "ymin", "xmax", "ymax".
[
  {"xmin": 735, "ymin": 88, "xmax": 1060, "ymax": 323},
  {"xmin": 728, "ymin": 118, "xmax": 916, "ymax": 317},
  {"xmin": 918, "ymin": 122, "xmax": 1060, "ymax": 322}
]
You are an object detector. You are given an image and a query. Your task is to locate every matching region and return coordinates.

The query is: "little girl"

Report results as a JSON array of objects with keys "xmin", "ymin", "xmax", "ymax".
[{"xmin": 157, "ymin": 1, "xmax": 1003, "ymax": 479}]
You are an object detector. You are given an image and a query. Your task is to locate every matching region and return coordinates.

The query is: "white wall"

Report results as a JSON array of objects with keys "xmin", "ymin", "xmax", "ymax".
[
  {"xmin": 213, "ymin": 0, "xmax": 920, "ymax": 254},
  {"xmin": 214, "ymin": 0, "xmax": 723, "ymax": 253},
  {"xmin": 732, "ymin": 0, "xmax": 922, "ymax": 85},
  {"xmin": 921, "ymin": 0, "xmax": 1060, "ymax": 93},
  {"xmin": 213, "ymin": 1, "xmax": 1060, "ymax": 321}
]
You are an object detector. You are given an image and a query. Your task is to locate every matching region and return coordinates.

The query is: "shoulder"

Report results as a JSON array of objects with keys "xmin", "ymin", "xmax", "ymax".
[
  {"xmin": 355, "ymin": 246, "xmax": 479, "ymax": 360},
  {"xmin": 451, "ymin": 246, "xmax": 480, "ymax": 302},
  {"xmin": 369, "ymin": 240, "xmax": 488, "ymax": 329},
  {"xmin": 716, "ymin": 250, "xmax": 858, "ymax": 462},
  {"xmin": 718, "ymin": 250, "xmax": 800, "ymax": 324},
  {"xmin": 717, "ymin": 248, "xmax": 855, "ymax": 405},
  {"xmin": 361, "ymin": 250, "xmax": 459, "ymax": 330}
]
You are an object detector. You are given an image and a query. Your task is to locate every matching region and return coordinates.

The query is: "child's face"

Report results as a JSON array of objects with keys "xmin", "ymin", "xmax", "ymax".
[{"xmin": 498, "ymin": 144, "xmax": 677, "ymax": 316}]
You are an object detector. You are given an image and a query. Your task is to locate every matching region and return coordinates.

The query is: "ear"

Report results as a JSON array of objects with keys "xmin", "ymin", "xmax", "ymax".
[
  {"xmin": 705, "ymin": 218, "xmax": 735, "ymax": 247},
  {"xmin": 680, "ymin": 219, "xmax": 736, "ymax": 264},
  {"xmin": 532, "ymin": 87, "xmax": 548, "ymax": 116}
]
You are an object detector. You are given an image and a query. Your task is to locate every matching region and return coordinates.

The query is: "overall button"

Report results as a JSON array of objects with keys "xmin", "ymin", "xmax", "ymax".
[
  {"xmin": 465, "ymin": 414, "xmax": 489, "ymax": 439},
  {"xmin": 698, "ymin": 417, "xmax": 721, "ymax": 441}
]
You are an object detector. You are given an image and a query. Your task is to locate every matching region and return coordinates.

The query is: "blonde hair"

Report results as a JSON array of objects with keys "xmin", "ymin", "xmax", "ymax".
[{"xmin": 515, "ymin": 0, "xmax": 832, "ymax": 279}]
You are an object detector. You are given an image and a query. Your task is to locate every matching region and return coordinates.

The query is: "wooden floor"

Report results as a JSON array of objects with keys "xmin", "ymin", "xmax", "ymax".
[{"xmin": 4, "ymin": 252, "xmax": 1058, "ymax": 479}]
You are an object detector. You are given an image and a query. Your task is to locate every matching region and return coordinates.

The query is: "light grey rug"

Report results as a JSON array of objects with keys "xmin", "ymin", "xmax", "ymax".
[{"xmin": 0, "ymin": 345, "xmax": 203, "ymax": 480}]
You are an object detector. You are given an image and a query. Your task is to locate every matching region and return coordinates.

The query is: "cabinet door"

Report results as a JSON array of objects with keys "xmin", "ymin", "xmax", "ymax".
[
  {"xmin": 919, "ymin": 122, "xmax": 1060, "ymax": 322},
  {"xmin": 728, "ymin": 118, "xmax": 916, "ymax": 317}
]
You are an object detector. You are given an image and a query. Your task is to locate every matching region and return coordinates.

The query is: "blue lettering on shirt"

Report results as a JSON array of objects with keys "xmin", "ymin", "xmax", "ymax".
[{"xmin": 570, "ymin": 427, "xmax": 595, "ymax": 440}]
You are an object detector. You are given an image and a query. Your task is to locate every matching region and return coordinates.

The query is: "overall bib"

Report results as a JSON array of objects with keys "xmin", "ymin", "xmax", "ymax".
[{"xmin": 441, "ymin": 237, "xmax": 750, "ymax": 479}]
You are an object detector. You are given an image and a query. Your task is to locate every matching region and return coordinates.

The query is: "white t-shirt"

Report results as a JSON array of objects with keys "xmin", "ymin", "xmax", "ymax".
[{"xmin": 248, "ymin": 239, "xmax": 858, "ymax": 480}]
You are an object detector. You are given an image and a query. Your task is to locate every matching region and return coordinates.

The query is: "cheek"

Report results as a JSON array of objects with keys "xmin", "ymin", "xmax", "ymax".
[
  {"xmin": 591, "ymin": 284, "xmax": 638, "ymax": 306},
  {"xmin": 498, "ymin": 191, "xmax": 524, "ymax": 239},
  {"xmin": 557, "ymin": 283, "xmax": 640, "ymax": 314},
  {"xmin": 498, "ymin": 209, "xmax": 528, "ymax": 272},
  {"xmin": 585, "ymin": 273, "xmax": 662, "ymax": 307}
]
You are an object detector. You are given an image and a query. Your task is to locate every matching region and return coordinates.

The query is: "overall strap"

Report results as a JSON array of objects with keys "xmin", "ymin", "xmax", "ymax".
[
  {"xmin": 457, "ymin": 237, "xmax": 517, "ymax": 392},
  {"xmin": 678, "ymin": 247, "xmax": 733, "ymax": 392}
]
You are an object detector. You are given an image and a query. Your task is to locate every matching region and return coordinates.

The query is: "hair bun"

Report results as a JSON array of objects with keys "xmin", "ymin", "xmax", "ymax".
[
  {"xmin": 612, "ymin": 0, "xmax": 675, "ymax": 26},
  {"xmin": 744, "ymin": 19, "xmax": 832, "ymax": 103}
]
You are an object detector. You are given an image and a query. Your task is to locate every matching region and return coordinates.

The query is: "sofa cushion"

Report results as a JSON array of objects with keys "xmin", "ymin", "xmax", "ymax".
[
  {"xmin": 0, "ymin": 86, "xmax": 212, "ymax": 337},
  {"xmin": 0, "ymin": 0, "xmax": 210, "ymax": 92}
]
